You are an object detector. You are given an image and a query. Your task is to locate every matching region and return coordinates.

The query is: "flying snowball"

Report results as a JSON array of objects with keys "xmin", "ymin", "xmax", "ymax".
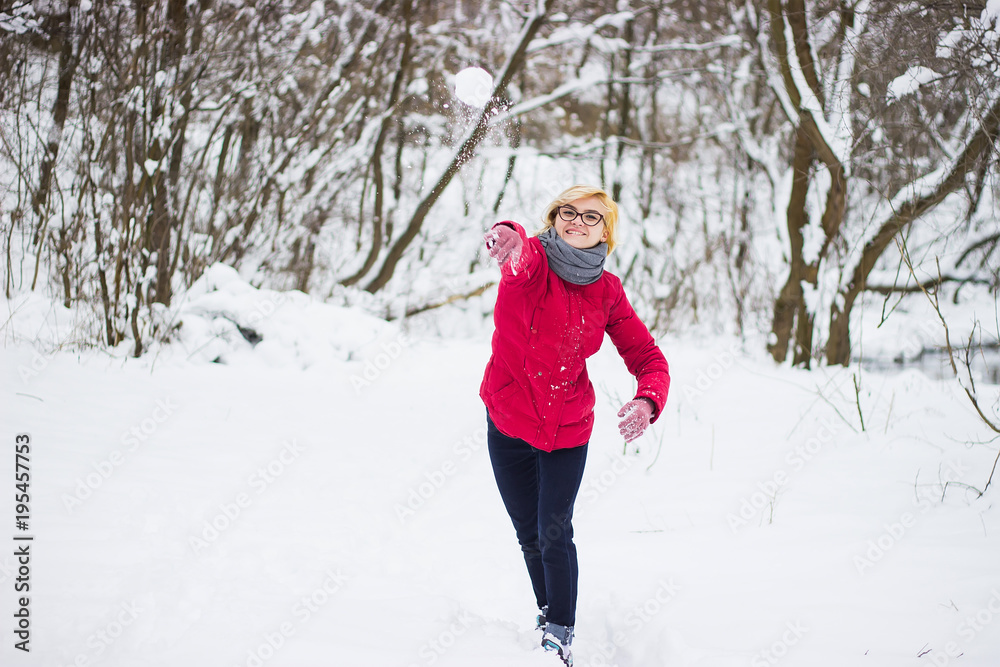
[{"xmin": 454, "ymin": 67, "xmax": 494, "ymax": 107}]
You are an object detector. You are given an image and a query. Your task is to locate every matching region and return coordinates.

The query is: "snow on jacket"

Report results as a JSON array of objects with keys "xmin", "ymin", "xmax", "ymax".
[{"xmin": 480, "ymin": 221, "xmax": 670, "ymax": 452}]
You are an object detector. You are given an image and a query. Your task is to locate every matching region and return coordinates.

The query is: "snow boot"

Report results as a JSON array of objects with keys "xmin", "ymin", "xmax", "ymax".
[
  {"xmin": 541, "ymin": 622, "xmax": 573, "ymax": 666},
  {"xmin": 536, "ymin": 605, "xmax": 548, "ymax": 630}
]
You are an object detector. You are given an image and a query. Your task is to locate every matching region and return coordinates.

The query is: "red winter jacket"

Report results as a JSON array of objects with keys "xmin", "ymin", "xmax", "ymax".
[{"xmin": 480, "ymin": 221, "xmax": 670, "ymax": 452}]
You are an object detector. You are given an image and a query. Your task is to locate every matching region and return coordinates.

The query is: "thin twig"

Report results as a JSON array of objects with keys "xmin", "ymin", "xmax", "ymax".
[
  {"xmin": 894, "ymin": 236, "xmax": 1000, "ymax": 493},
  {"xmin": 810, "ymin": 379, "xmax": 860, "ymax": 435},
  {"xmin": 397, "ymin": 282, "xmax": 497, "ymax": 319},
  {"xmin": 941, "ymin": 480, "xmax": 985, "ymax": 501},
  {"xmin": 883, "ymin": 390, "xmax": 895, "ymax": 435},
  {"xmin": 645, "ymin": 427, "xmax": 666, "ymax": 473},
  {"xmin": 983, "ymin": 447, "xmax": 1000, "ymax": 496},
  {"xmin": 853, "ymin": 373, "xmax": 867, "ymax": 432}
]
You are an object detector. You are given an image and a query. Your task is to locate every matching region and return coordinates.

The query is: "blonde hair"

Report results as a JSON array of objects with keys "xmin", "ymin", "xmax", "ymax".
[{"xmin": 538, "ymin": 185, "xmax": 619, "ymax": 255}]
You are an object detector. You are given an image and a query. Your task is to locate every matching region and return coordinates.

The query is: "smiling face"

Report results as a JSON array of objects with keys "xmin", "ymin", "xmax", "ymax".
[{"xmin": 552, "ymin": 196, "xmax": 609, "ymax": 250}]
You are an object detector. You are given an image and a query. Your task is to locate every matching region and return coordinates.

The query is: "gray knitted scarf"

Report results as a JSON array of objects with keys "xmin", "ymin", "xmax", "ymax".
[{"xmin": 538, "ymin": 227, "xmax": 607, "ymax": 285}]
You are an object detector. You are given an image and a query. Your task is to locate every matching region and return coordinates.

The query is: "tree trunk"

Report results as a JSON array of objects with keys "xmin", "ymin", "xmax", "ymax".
[
  {"xmin": 765, "ymin": 0, "xmax": 851, "ymax": 365},
  {"xmin": 147, "ymin": 0, "xmax": 191, "ymax": 307},
  {"xmin": 32, "ymin": 0, "xmax": 83, "ymax": 245},
  {"xmin": 827, "ymin": 96, "xmax": 1000, "ymax": 365},
  {"xmin": 768, "ymin": 125, "xmax": 813, "ymax": 362},
  {"xmin": 612, "ymin": 17, "xmax": 634, "ymax": 202}
]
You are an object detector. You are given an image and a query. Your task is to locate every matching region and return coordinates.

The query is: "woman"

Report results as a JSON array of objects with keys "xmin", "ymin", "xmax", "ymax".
[{"xmin": 481, "ymin": 185, "xmax": 670, "ymax": 665}]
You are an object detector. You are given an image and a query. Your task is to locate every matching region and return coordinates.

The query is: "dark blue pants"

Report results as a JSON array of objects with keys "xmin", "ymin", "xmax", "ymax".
[{"xmin": 487, "ymin": 414, "xmax": 588, "ymax": 628}]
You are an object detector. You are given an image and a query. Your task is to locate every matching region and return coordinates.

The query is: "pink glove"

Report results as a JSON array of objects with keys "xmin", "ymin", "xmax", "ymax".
[
  {"xmin": 484, "ymin": 225, "xmax": 522, "ymax": 270},
  {"xmin": 618, "ymin": 398, "xmax": 655, "ymax": 443}
]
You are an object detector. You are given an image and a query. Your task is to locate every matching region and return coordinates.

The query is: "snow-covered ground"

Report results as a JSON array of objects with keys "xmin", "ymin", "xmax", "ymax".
[{"xmin": 2, "ymin": 268, "xmax": 999, "ymax": 667}]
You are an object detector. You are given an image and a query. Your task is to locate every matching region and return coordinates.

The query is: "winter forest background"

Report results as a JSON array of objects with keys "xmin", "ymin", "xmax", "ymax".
[
  {"xmin": 3, "ymin": 0, "xmax": 998, "ymax": 365},
  {"xmin": 3, "ymin": 2, "xmax": 1000, "ymax": 666}
]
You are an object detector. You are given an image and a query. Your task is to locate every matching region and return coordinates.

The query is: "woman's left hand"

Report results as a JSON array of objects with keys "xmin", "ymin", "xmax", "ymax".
[{"xmin": 617, "ymin": 398, "xmax": 654, "ymax": 443}]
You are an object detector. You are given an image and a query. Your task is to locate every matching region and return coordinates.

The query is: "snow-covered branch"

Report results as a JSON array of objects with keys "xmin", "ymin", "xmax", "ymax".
[{"xmin": 632, "ymin": 34, "xmax": 742, "ymax": 53}]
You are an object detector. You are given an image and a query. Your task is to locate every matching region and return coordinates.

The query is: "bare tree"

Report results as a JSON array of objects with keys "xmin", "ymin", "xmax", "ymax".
[
  {"xmin": 362, "ymin": 0, "xmax": 552, "ymax": 293},
  {"xmin": 734, "ymin": 0, "xmax": 1000, "ymax": 366},
  {"xmin": 5, "ymin": 0, "xmax": 993, "ymax": 359}
]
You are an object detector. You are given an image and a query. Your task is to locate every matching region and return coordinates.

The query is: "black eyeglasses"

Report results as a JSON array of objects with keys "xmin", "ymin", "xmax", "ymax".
[{"xmin": 557, "ymin": 206, "xmax": 604, "ymax": 227}]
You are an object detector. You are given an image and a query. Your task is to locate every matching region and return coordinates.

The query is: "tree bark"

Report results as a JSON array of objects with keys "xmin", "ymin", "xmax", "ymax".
[
  {"xmin": 32, "ymin": 0, "xmax": 84, "ymax": 245},
  {"xmin": 612, "ymin": 17, "xmax": 634, "ymax": 203},
  {"xmin": 768, "ymin": 125, "xmax": 813, "ymax": 363}
]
